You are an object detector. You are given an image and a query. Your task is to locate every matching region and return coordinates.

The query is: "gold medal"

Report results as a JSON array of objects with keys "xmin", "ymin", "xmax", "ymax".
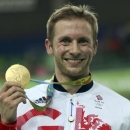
[{"xmin": 5, "ymin": 64, "xmax": 30, "ymax": 88}]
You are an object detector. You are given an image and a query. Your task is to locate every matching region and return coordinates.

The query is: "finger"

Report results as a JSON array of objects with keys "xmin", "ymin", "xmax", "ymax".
[
  {"xmin": 9, "ymin": 90, "xmax": 26, "ymax": 101},
  {"xmin": 2, "ymin": 96, "xmax": 26, "ymax": 109},
  {"xmin": 7, "ymin": 86, "xmax": 26, "ymax": 97},
  {"xmin": 14, "ymin": 96, "xmax": 27, "ymax": 104},
  {"xmin": 2, "ymin": 90, "xmax": 27, "ymax": 107},
  {"xmin": 0, "ymin": 82, "xmax": 21, "ymax": 93},
  {"xmin": 0, "ymin": 86, "xmax": 26, "ymax": 103},
  {"xmin": 10, "ymin": 95, "xmax": 27, "ymax": 106}
]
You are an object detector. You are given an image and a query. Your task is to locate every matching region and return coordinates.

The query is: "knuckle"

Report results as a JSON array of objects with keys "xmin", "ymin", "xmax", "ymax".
[
  {"xmin": 3, "ymin": 98, "xmax": 11, "ymax": 106},
  {"xmin": 13, "ymin": 97, "xmax": 25, "ymax": 106},
  {"xmin": 11, "ymin": 86, "xmax": 20, "ymax": 93},
  {"xmin": 3, "ymin": 81, "xmax": 20, "ymax": 88},
  {"xmin": 20, "ymin": 97, "xmax": 25, "ymax": 102},
  {"xmin": 11, "ymin": 86, "xmax": 16, "ymax": 90},
  {"xmin": 21, "ymin": 97, "xmax": 26, "ymax": 104},
  {"xmin": 5, "ymin": 99, "xmax": 15, "ymax": 108},
  {"xmin": 15, "ymin": 91, "xmax": 21, "ymax": 97},
  {"xmin": 3, "ymin": 81, "xmax": 10, "ymax": 87},
  {"xmin": 13, "ymin": 86, "xmax": 21, "ymax": 91}
]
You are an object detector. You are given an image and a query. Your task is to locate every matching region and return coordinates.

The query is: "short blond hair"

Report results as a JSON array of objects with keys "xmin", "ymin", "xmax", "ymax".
[{"xmin": 46, "ymin": 4, "xmax": 98, "ymax": 43}]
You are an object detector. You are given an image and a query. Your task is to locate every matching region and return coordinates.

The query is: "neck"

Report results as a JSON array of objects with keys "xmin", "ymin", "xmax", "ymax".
[
  {"xmin": 55, "ymin": 72, "xmax": 90, "ymax": 94},
  {"xmin": 62, "ymin": 85, "xmax": 82, "ymax": 94}
]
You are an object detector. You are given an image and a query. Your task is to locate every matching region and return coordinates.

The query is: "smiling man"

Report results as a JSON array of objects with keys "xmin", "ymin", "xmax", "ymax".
[
  {"xmin": 45, "ymin": 18, "xmax": 97, "ymax": 94},
  {"xmin": 0, "ymin": 4, "xmax": 130, "ymax": 130}
]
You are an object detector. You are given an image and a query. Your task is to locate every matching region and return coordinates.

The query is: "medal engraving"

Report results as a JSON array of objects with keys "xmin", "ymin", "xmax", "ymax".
[{"xmin": 5, "ymin": 64, "xmax": 30, "ymax": 88}]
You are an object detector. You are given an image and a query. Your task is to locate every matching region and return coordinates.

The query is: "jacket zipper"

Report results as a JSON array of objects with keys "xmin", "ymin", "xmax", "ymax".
[{"xmin": 66, "ymin": 95, "xmax": 75, "ymax": 130}]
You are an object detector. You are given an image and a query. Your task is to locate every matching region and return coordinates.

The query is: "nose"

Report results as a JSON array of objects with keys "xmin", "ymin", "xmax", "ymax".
[{"xmin": 69, "ymin": 41, "xmax": 80, "ymax": 56}]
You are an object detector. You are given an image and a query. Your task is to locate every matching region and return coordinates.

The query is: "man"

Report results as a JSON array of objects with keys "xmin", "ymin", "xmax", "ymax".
[{"xmin": 0, "ymin": 4, "xmax": 130, "ymax": 130}]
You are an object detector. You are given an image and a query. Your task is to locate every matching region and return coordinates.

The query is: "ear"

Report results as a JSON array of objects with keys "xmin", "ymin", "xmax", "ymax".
[
  {"xmin": 93, "ymin": 40, "xmax": 98, "ymax": 56},
  {"xmin": 45, "ymin": 39, "xmax": 54, "ymax": 56}
]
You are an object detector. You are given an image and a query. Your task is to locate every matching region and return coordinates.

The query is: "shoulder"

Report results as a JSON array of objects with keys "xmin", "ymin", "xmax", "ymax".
[
  {"xmin": 93, "ymin": 81, "xmax": 130, "ymax": 105},
  {"xmin": 93, "ymin": 81, "xmax": 130, "ymax": 126}
]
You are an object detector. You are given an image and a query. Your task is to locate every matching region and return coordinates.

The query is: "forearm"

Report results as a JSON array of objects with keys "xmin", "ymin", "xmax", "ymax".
[{"xmin": 0, "ymin": 81, "xmax": 26, "ymax": 130}]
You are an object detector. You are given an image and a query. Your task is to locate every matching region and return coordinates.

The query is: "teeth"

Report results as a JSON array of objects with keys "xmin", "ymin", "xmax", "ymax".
[{"xmin": 67, "ymin": 60, "xmax": 81, "ymax": 63}]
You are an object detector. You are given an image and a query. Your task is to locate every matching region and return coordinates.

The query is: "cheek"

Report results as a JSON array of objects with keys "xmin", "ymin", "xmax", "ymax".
[
  {"xmin": 83, "ymin": 46, "xmax": 93, "ymax": 54},
  {"xmin": 55, "ymin": 46, "xmax": 67, "ymax": 55}
]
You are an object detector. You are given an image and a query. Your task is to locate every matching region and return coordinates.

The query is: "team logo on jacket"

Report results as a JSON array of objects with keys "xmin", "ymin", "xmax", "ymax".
[
  {"xmin": 76, "ymin": 101, "xmax": 111, "ymax": 130},
  {"xmin": 96, "ymin": 95, "xmax": 103, "ymax": 100},
  {"xmin": 94, "ymin": 95, "xmax": 104, "ymax": 109},
  {"xmin": 34, "ymin": 96, "xmax": 47, "ymax": 104}
]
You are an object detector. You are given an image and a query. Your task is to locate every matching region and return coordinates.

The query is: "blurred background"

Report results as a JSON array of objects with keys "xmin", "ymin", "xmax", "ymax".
[{"xmin": 0, "ymin": 0, "xmax": 130, "ymax": 99}]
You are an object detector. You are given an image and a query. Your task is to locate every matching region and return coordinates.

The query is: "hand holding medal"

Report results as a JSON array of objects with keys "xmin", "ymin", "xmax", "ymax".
[{"xmin": 5, "ymin": 64, "xmax": 51, "ymax": 112}]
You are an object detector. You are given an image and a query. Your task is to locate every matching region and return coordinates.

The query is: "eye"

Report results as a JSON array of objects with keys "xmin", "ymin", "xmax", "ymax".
[
  {"xmin": 60, "ymin": 38, "xmax": 71, "ymax": 45},
  {"xmin": 78, "ymin": 38, "xmax": 89, "ymax": 45}
]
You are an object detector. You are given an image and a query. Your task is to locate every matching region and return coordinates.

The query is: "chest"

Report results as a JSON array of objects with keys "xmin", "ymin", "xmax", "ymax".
[{"xmin": 17, "ymin": 93, "xmax": 128, "ymax": 130}]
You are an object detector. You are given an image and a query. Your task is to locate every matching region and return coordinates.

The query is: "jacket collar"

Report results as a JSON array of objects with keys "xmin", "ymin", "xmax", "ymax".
[{"xmin": 53, "ymin": 75, "xmax": 93, "ymax": 93}]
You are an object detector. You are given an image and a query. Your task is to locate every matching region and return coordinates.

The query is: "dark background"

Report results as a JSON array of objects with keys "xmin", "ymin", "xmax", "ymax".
[{"xmin": 0, "ymin": 0, "xmax": 130, "ymax": 74}]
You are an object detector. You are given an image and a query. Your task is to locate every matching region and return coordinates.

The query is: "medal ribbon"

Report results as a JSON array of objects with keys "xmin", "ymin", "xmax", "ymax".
[{"xmin": 27, "ymin": 75, "xmax": 92, "ymax": 111}]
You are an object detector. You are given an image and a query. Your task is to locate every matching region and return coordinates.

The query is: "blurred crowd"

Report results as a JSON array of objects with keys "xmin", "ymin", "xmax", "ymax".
[{"xmin": 0, "ymin": 23, "xmax": 130, "ymax": 78}]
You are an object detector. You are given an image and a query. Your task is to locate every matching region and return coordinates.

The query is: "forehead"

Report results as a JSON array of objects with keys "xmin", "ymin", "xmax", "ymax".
[{"xmin": 53, "ymin": 19, "xmax": 93, "ymax": 38}]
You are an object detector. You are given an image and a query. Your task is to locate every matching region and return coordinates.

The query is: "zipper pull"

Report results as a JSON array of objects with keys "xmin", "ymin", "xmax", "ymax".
[{"xmin": 68, "ymin": 95, "xmax": 74, "ymax": 122}]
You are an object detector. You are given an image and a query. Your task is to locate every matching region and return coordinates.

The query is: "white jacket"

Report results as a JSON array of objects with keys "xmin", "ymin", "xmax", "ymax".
[{"xmin": 17, "ymin": 81, "xmax": 130, "ymax": 130}]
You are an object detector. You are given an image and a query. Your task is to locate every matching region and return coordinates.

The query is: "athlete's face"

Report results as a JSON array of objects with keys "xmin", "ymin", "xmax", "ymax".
[{"xmin": 45, "ymin": 19, "xmax": 98, "ymax": 78}]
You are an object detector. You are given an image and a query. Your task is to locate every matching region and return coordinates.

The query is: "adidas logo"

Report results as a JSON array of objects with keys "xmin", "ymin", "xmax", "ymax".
[{"xmin": 34, "ymin": 96, "xmax": 47, "ymax": 104}]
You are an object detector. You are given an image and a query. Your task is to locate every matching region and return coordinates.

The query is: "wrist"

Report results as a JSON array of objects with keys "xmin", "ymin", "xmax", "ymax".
[
  {"xmin": 0, "ymin": 115, "xmax": 16, "ymax": 124},
  {"xmin": 0, "ymin": 115, "xmax": 16, "ymax": 125}
]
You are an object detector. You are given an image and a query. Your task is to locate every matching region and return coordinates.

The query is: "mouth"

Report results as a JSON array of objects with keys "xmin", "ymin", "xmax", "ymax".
[
  {"xmin": 64, "ymin": 59, "xmax": 85, "ymax": 66},
  {"xmin": 65, "ymin": 59, "xmax": 84, "ymax": 63}
]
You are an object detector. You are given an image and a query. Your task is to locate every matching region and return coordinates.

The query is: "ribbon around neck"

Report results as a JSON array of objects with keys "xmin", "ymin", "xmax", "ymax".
[
  {"xmin": 26, "ymin": 75, "xmax": 92, "ymax": 111},
  {"xmin": 30, "ymin": 75, "xmax": 91, "ymax": 86}
]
